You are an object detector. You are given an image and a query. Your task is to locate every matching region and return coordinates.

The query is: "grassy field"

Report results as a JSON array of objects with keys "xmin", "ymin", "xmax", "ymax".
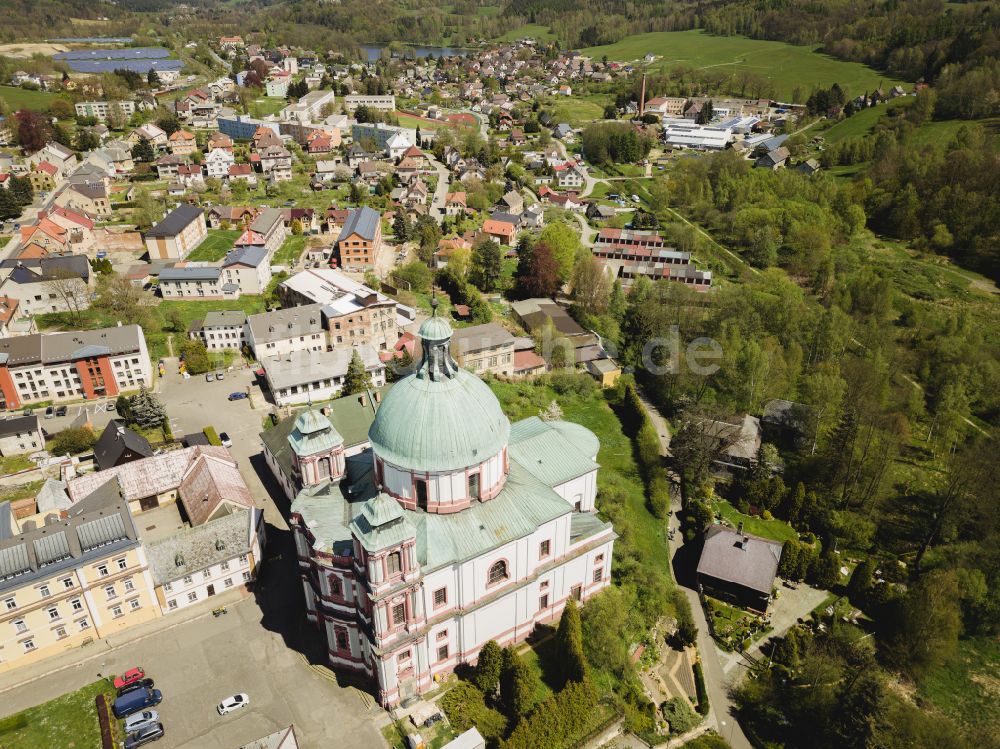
[
  {"xmin": 542, "ymin": 95, "xmax": 606, "ymax": 128},
  {"xmin": 920, "ymin": 637, "xmax": 1000, "ymax": 733},
  {"xmin": 186, "ymin": 229, "xmax": 240, "ymax": 262},
  {"xmin": 0, "ymin": 679, "xmax": 115, "ymax": 749},
  {"xmin": 582, "ymin": 30, "xmax": 907, "ymax": 102},
  {"xmin": 821, "ymin": 99, "xmax": 914, "ymax": 142},
  {"xmin": 908, "ymin": 117, "xmax": 1000, "ymax": 149},
  {"xmin": 711, "ymin": 498, "xmax": 798, "ymax": 543},
  {"xmin": 0, "ymin": 86, "xmax": 61, "ymax": 112},
  {"xmin": 272, "ymin": 235, "xmax": 308, "ymax": 267},
  {"xmin": 250, "ymin": 96, "xmax": 288, "ymax": 118}
]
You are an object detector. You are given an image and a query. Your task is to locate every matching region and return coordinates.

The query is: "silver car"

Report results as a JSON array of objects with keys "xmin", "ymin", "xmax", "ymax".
[{"xmin": 124, "ymin": 710, "xmax": 160, "ymax": 734}]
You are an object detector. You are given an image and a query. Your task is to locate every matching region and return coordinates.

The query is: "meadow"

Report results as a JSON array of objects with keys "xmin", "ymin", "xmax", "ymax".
[
  {"xmin": 0, "ymin": 86, "xmax": 61, "ymax": 111},
  {"xmin": 582, "ymin": 30, "xmax": 906, "ymax": 102}
]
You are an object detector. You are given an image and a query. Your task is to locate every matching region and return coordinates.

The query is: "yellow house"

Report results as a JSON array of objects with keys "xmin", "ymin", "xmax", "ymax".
[{"xmin": 0, "ymin": 480, "xmax": 160, "ymax": 673}]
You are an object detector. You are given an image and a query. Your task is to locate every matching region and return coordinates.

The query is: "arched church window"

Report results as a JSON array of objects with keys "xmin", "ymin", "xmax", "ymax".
[{"xmin": 487, "ymin": 560, "xmax": 508, "ymax": 586}]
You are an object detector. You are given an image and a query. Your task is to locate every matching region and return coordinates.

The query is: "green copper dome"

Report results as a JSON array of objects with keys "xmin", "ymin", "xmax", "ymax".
[
  {"xmin": 369, "ymin": 309, "xmax": 510, "ymax": 473},
  {"xmin": 288, "ymin": 409, "xmax": 343, "ymax": 457}
]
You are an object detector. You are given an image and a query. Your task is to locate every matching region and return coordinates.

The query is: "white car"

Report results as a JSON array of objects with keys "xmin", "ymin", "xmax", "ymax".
[
  {"xmin": 219, "ymin": 432, "xmax": 233, "ymax": 448},
  {"xmin": 124, "ymin": 709, "xmax": 159, "ymax": 733},
  {"xmin": 217, "ymin": 693, "xmax": 250, "ymax": 715}
]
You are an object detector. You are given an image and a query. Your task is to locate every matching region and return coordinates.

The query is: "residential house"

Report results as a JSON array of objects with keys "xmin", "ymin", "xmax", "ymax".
[
  {"xmin": 203, "ymin": 148, "xmax": 235, "ymax": 179},
  {"xmin": 245, "ymin": 304, "xmax": 328, "ymax": 361},
  {"xmin": 696, "ymin": 525, "xmax": 782, "ymax": 612},
  {"xmin": 451, "ymin": 323, "xmax": 515, "ymax": 377},
  {"xmin": 0, "ymin": 256, "xmax": 90, "ymax": 316},
  {"xmin": 335, "ymin": 206, "xmax": 383, "ymax": 271},
  {"xmin": 227, "ymin": 164, "xmax": 258, "ymax": 187},
  {"xmin": 144, "ymin": 205, "xmax": 207, "ymax": 261},
  {"xmin": 206, "ymin": 133, "xmax": 234, "ymax": 153},
  {"xmin": 221, "ymin": 245, "xmax": 273, "ymax": 294},
  {"xmin": 234, "ymin": 207, "xmax": 286, "ymax": 258},
  {"xmin": 128, "ymin": 123, "xmax": 168, "ymax": 150},
  {"xmin": 74, "ymin": 100, "xmax": 136, "ymax": 123},
  {"xmin": 0, "ymin": 414, "xmax": 43, "ymax": 456},
  {"xmin": 207, "ymin": 206, "xmax": 255, "ymax": 230},
  {"xmin": 510, "ymin": 298, "xmax": 602, "ymax": 364},
  {"xmin": 755, "ymin": 146, "xmax": 789, "ymax": 170},
  {"xmin": 444, "ymin": 192, "xmax": 467, "ymax": 217},
  {"xmin": 93, "ymin": 420, "xmax": 153, "ymax": 471},
  {"xmin": 500, "ymin": 190, "xmax": 524, "ymax": 215},
  {"xmin": 53, "ymin": 181, "xmax": 111, "ymax": 218},
  {"xmin": 482, "ymin": 218, "xmax": 516, "ymax": 246},
  {"xmin": 258, "ymin": 146, "xmax": 293, "ymax": 182},
  {"xmin": 157, "ymin": 266, "xmax": 239, "ymax": 300},
  {"xmin": 188, "ymin": 310, "xmax": 248, "ymax": 352}
]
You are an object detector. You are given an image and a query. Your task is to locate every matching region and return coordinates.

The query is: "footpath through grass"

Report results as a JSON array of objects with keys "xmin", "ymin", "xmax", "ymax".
[{"xmin": 0, "ymin": 680, "xmax": 114, "ymax": 749}]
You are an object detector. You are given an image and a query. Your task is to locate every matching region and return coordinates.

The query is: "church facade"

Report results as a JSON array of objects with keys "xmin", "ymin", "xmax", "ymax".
[{"xmin": 262, "ymin": 311, "xmax": 616, "ymax": 707}]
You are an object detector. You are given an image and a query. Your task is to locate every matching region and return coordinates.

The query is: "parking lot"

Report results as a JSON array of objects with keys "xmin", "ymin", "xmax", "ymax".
[{"xmin": 0, "ymin": 544, "xmax": 388, "ymax": 749}]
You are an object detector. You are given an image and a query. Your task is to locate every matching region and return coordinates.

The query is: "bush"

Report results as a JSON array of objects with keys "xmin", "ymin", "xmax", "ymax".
[
  {"xmin": 661, "ymin": 697, "xmax": 700, "ymax": 735},
  {"xmin": 672, "ymin": 589, "xmax": 697, "ymax": 647},
  {"xmin": 440, "ymin": 682, "xmax": 507, "ymax": 742},
  {"xmin": 203, "ymin": 426, "xmax": 221, "ymax": 446},
  {"xmin": 647, "ymin": 474, "xmax": 670, "ymax": 519},
  {"xmin": 48, "ymin": 426, "xmax": 97, "ymax": 456},
  {"xmin": 692, "ymin": 661, "xmax": 709, "ymax": 715}
]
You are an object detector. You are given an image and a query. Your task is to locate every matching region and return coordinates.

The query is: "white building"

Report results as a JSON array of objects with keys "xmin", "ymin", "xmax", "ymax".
[
  {"xmin": 260, "ymin": 345, "xmax": 384, "ymax": 406},
  {"xmin": 203, "ymin": 148, "xmax": 235, "ymax": 179},
  {"xmin": 344, "ymin": 94, "xmax": 396, "ymax": 113},
  {"xmin": 281, "ymin": 90, "xmax": 336, "ymax": 124},
  {"xmin": 662, "ymin": 121, "xmax": 734, "ymax": 150},
  {"xmin": 74, "ymin": 101, "xmax": 137, "ymax": 123},
  {"xmin": 189, "ymin": 310, "xmax": 248, "ymax": 351},
  {"xmin": 268, "ymin": 310, "xmax": 615, "ymax": 707},
  {"xmin": 245, "ymin": 304, "xmax": 327, "ymax": 361}
]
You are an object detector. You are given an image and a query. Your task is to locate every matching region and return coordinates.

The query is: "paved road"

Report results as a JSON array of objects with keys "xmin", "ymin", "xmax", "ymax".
[{"xmin": 427, "ymin": 154, "xmax": 451, "ymax": 225}]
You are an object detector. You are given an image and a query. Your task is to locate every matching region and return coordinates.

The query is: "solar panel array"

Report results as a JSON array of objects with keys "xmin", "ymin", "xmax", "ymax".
[{"xmin": 54, "ymin": 47, "xmax": 182, "ymax": 74}]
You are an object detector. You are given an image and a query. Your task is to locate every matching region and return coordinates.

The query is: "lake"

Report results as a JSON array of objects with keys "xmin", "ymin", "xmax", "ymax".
[{"xmin": 361, "ymin": 44, "xmax": 473, "ymax": 62}]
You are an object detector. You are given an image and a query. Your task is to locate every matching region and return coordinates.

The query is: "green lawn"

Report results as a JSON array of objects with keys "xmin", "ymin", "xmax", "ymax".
[
  {"xmin": 0, "ymin": 453, "xmax": 34, "ymax": 474},
  {"xmin": 0, "ymin": 86, "xmax": 61, "ymax": 112},
  {"xmin": 249, "ymin": 96, "xmax": 288, "ymax": 118},
  {"xmin": 186, "ymin": 229, "xmax": 240, "ymax": 262},
  {"xmin": 711, "ymin": 498, "xmax": 798, "ymax": 543},
  {"xmin": 0, "ymin": 679, "xmax": 115, "ymax": 749},
  {"xmin": 272, "ymin": 235, "xmax": 308, "ymax": 267},
  {"xmin": 920, "ymin": 637, "xmax": 1000, "ymax": 733},
  {"xmin": 582, "ymin": 30, "xmax": 908, "ymax": 102}
]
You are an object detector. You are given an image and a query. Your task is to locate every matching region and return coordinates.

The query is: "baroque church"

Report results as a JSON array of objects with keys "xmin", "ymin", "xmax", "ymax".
[{"xmin": 262, "ymin": 307, "xmax": 616, "ymax": 707}]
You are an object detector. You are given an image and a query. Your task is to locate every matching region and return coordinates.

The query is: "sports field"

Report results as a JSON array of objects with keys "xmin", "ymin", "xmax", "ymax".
[{"xmin": 583, "ymin": 30, "xmax": 906, "ymax": 102}]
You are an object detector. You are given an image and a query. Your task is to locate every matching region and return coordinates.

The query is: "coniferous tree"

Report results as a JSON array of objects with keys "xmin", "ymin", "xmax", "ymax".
[
  {"xmin": 342, "ymin": 349, "xmax": 373, "ymax": 395},
  {"xmin": 129, "ymin": 384, "xmax": 168, "ymax": 429},
  {"xmin": 555, "ymin": 598, "xmax": 588, "ymax": 685},
  {"xmin": 475, "ymin": 640, "xmax": 503, "ymax": 695}
]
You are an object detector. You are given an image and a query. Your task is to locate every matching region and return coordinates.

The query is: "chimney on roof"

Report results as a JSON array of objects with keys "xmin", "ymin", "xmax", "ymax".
[{"xmin": 358, "ymin": 394, "xmax": 367, "ymax": 407}]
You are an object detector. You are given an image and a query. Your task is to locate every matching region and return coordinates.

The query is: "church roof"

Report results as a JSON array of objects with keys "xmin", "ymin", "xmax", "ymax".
[
  {"xmin": 509, "ymin": 417, "xmax": 599, "ymax": 487},
  {"xmin": 288, "ymin": 410, "xmax": 343, "ymax": 457},
  {"xmin": 368, "ymin": 311, "xmax": 510, "ymax": 473}
]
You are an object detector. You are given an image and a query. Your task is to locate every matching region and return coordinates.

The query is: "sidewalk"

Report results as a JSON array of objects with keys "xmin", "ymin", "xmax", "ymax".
[{"xmin": 0, "ymin": 586, "xmax": 251, "ymax": 702}]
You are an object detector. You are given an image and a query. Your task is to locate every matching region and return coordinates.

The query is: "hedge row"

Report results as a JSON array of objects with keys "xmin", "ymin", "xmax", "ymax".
[
  {"xmin": 203, "ymin": 426, "xmax": 221, "ymax": 446},
  {"xmin": 693, "ymin": 661, "xmax": 709, "ymax": 716},
  {"xmin": 620, "ymin": 379, "xmax": 670, "ymax": 519}
]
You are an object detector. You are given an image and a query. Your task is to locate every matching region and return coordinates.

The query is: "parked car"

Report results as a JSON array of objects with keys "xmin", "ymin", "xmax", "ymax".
[
  {"xmin": 118, "ymin": 678, "xmax": 155, "ymax": 697},
  {"xmin": 215, "ymin": 370, "xmax": 224, "ymax": 381},
  {"xmin": 55, "ymin": 405, "xmax": 67, "ymax": 417},
  {"xmin": 124, "ymin": 723, "xmax": 164, "ymax": 748},
  {"xmin": 44, "ymin": 406, "xmax": 54, "ymax": 419},
  {"xmin": 228, "ymin": 392, "xmax": 248, "ymax": 401},
  {"xmin": 107, "ymin": 402, "xmax": 116, "ymax": 411},
  {"xmin": 205, "ymin": 372, "xmax": 215, "ymax": 382},
  {"xmin": 21, "ymin": 408, "xmax": 31, "ymax": 416},
  {"xmin": 113, "ymin": 667, "xmax": 145, "ymax": 689},
  {"xmin": 123, "ymin": 710, "xmax": 160, "ymax": 734},
  {"xmin": 219, "ymin": 432, "xmax": 233, "ymax": 448},
  {"xmin": 217, "ymin": 693, "xmax": 250, "ymax": 715},
  {"xmin": 112, "ymin": 688, "xmax": 162, "ymax": 719}
]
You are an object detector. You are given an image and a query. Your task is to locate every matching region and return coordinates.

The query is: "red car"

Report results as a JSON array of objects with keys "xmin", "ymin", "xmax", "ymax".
[{"xmin": 113, "ymin": 667, "xmax": 145, "ymax": 689}]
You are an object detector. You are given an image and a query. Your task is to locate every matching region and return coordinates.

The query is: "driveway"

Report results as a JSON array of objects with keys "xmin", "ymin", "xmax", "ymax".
[{"xmin": 427, "ymin": 155, "xmax": 451, "ymax": 224}]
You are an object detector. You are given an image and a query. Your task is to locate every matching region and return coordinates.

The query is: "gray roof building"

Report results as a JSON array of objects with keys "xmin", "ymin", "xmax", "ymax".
[
  {"xmin": 340, "ymin": 206, "xmax": 380, "ymax": 241},
  {"xmin": 202, "ymin": 310, "xmax": 248, "ymax": 328},
  {"xmin": 93, "ymin": 419, "xmax": 153, "ymax": 471},
  {"xmin": 0, "ymin": 325, "xmax": 145, "ymax": 368},
  {"xmin": 159, "ymin": 266, "xmax": 222, "ymax": 282},
  {"xmin": 145, "ymin": 508, "xmax": 253, "ymax": 585},
  {"xmin": 696, "ymin": 525, "xmax": 783, "ymax": 601},
  {"xmin": 246, "ymin": 304, "xmax": 325, "ymax": 347},
  {"xmin": 146, "ymin": 204, "xmax": 204, "ymax": 239}
]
